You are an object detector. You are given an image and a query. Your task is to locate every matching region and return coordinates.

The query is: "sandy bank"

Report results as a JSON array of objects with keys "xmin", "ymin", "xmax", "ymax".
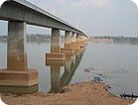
[{"xmin": 1, "ymin": 82, "xmax": 135, "ymax": 105}]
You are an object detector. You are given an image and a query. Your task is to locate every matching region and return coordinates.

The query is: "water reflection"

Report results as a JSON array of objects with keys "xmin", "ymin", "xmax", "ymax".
[
  {"xmin": 61, "ymin": 49, "xmax": 85, "ymax": 86},
  {"xmin": 47, "ymin": 48, "xmax": 85, "ymax": 93},
  {"xmin": 1, "ymin": 41, "xmax": 138, "ymax": 96},
  {"xmin": 0, "ymin": 38, "xmax": 86, "ymax": 94}
]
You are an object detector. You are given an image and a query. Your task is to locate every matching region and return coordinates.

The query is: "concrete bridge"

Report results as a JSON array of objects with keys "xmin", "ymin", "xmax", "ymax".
[{"xmin": 0, "ymin": 0, "xmax": 87, "ymax": 90}]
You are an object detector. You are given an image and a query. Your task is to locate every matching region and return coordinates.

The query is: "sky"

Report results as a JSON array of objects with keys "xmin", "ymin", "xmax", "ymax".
[{"xmin": 0, "ymin": 0, "xmax": 138, "ymax": 36}]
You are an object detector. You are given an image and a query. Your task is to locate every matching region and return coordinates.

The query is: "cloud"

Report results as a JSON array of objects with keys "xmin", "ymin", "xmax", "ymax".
[
  {"xmin": 54, "ymin": 0, "xmax": 109, "ymax": 8},
  {"xmin": 57, "ymin": 0, "xmax": 66, "ymax": 5},
  {"xmin": 130, "ymin": 0, "xmax": 138, "ymax": 8},
  {"xmin": 71, "ymin": 0, "xmax": 109, "ymax": 8}
]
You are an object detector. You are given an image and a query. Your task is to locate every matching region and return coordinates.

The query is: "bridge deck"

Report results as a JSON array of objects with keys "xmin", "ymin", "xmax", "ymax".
[{"xmin": 0, "ymin": 0, "xmax": 86, "ymax": 35}]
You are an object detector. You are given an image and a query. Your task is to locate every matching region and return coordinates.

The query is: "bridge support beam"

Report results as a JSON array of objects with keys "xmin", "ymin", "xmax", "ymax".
[
  {"xmin": 46, "ymin": 28, "xmax": 65, "ymax": 64},
  {"xmin": 0, "ymin": 21, "xmax": 38, "ymax": 87}
]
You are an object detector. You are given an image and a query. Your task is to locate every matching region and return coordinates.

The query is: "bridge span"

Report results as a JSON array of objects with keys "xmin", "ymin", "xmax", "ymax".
[{"xmin": 0, "ymin": 0, "xmax": 87, "ymax": 89}]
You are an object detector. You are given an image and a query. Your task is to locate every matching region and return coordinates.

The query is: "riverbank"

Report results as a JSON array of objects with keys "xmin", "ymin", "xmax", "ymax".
[
  {"xmin": 1, "ymin": 82, "xmax": 135, "ymax": 105},
  {"xmin": 88, "ymin": 36, "xmax": 138, "ymax": 44}
]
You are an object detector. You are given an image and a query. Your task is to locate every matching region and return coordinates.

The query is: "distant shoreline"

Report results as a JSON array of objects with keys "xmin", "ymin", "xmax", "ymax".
[
  {"xmin": 1, "ymin": 35, "xmax": 138, "ymax": 44},
  {"xmin": 0, "ymin": 34, "xmax": 66, "ymax": 43},
  {"xmin": 88, "ymin": 36, "xmax": 138, "ymax": 44},
  {"xmin": 0, "ymin": 34, "xmax": 51, "ymax": 43}
]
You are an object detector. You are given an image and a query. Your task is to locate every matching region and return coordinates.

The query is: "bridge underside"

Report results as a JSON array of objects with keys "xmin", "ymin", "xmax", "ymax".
[
  {"xmin": 0, "ymin": 0, "xmax": 88, "ymax": 93},
  {"xmin": 0, "ymin": 0, "xmax": 85, "ymax": 35}
]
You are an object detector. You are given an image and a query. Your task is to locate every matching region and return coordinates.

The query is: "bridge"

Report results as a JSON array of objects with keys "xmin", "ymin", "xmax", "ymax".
[{"xmin": 0, "ymin": 0, "xmax": 87, "ymax": 89}]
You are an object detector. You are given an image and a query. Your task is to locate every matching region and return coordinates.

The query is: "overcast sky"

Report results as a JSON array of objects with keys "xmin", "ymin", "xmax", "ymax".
[{"xmin": 0, "ymin": 0, "xmax": 138, "ymax": 36}]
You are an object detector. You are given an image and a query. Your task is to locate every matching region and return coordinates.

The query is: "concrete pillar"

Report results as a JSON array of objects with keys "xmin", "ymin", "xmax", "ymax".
[
  {"xmin": 71, "ymin": 32, "xmax": 76, "ymax": 43},
  {"xmin": 0, "ymin": 21, "xmax": 38, "ymax": 88},
  {"xmin": 46, "ymin": 28, "xmax": 65, "ymax": 62},
  {"xmin": 51, "ymin": 28, "xmax": 61, "ymax": 53},
  {"xmin": 67, "ymin": 33, "xmax": 81, "ymax": 51},
  {"xmin": 76, "ymin": 33, "xmax": 80, "ymax": 42},
  {"xmin": 61, "ymin": 31, "xmax": 75, "ymax": 56},
  {"xmin": 7, "ymin": 21, "xmax": 28, "ymax": 70},
  {"xmin": 64, "ymin": 31, "xmax": 72, "ymax": 49},
  {"xmin": 83, "ymin": 36, "xmax": 88, "ymax": 45},
  {"xmin": 74, "ymin": 33, "xmax": 80, "ymax": 45},
  {"xmin": 70, "ymin": 32, "xmax": 79, "ymax": 51},
  {"xmin": 76, "ymin": 34, "xmax": 85, "ymax": 48}
]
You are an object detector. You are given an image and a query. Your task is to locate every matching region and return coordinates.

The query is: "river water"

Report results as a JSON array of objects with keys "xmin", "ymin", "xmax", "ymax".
[{"xmin": 0, "ymin": 41, "xmax": 138, "ymax": 96}]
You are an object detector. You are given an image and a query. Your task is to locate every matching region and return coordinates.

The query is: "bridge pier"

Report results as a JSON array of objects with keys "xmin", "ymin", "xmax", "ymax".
[
  {"xmin": 61, "ymin": 31, "xmax": 75, "ymax": 56},
  {"xmin": 46, "ymin": 28, "xmax": 65, "ymax": 63},
  {"xmin": 50, "ymin": 66, "xmax": 62, "ymax": 93},
  {"xmin": 0, "ymin": 21, "xmax": 38, "ymax": 87},
  {"xmin": 7, "ymin": 21, "xmax": 28, "ymax": 70},
  {"xmin": 64, "ymin": 31, "xmax": 72, "ymax": 49},
  {"xmin": 51, "ymin": 29, "xmax": 61, "ymax": 53},
  {"xmin": 71, "ymin": 34, "xmax": 86, "ymax": 49},
  {"xmin": 79, "ymin": 36, "xmax": 88, "ymax": 46},
  {"xmin": 70, "ymin": 33, "xmax": 81, "ymax": 51}
]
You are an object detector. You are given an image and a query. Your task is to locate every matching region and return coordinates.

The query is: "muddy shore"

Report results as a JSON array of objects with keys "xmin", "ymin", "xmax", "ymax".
[{"xmin": 1, "ymin": 82, "xmax": 135, "ymax": 105}]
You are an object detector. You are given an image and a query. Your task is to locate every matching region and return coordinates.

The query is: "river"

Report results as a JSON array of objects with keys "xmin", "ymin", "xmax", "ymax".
[{"xmin": 0, "ymin": 41, "xmax": 138, "ymax": 96}]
